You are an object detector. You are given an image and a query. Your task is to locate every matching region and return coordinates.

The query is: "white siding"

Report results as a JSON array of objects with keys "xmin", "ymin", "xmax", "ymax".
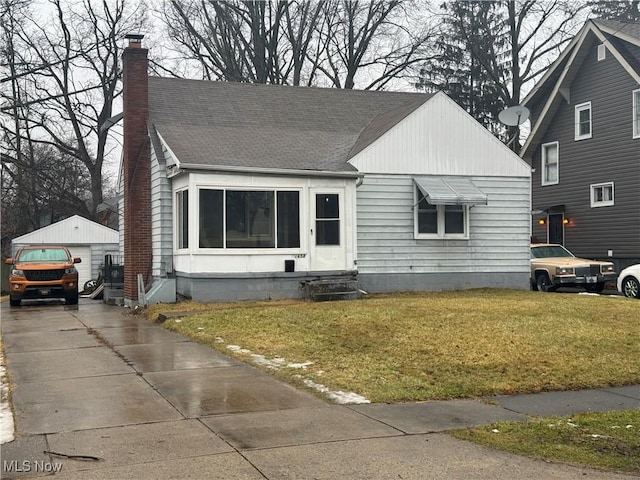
[
  {"xmin": 356, "ymin": 175, "xmax": 531, "ymax": 275},
  {"xmin": 172, "ymin": 172, "xmax": 358, "ymax": 275},
  {"xmin": 349, "ymin": 92, "xmax": 531, "ymax": 178},
  {"xmin": 150, "ymin": 141, "xmax": 174, "ymax": 278}
]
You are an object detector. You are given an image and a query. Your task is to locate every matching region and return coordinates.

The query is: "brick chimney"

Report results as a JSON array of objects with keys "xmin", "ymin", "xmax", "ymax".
[{"xmin": 122, "ymin": 34, "xmax": 151, "ymax": 305}]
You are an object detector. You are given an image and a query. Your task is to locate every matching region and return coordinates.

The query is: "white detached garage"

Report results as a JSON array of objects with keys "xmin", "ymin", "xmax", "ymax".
[{"xmin": 11, "ymin": 215, "xmax": 119, "ymax": 289}]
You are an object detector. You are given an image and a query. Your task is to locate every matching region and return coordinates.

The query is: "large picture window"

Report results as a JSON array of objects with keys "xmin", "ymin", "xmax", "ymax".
[
  {"xmin": 541, "ymin": 142, "xmax": 559, "ymax": 186},
  {"xmin": 198, "ymin": 188, "xmax": 300, "ymax": 249},
  {"xmin": 415, "ymin": 187, "xmax": 468, "ymax": 238}
]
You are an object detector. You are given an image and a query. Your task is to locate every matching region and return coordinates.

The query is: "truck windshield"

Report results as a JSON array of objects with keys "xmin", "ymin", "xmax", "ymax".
[{"xmin": 17, "ymin": 248, "xmax": 69, "ymax": 262}]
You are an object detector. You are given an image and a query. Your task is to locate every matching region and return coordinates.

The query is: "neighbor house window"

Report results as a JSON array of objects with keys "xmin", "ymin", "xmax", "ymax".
[
  {"xmin": 177, "ymin": 189, "xmax": 189, "ymax": 249},
  {"xmin": 415, "ymin": 187, "xmax": 468, "ymax": 238},
  {"xmin": 541, "ymin": 142, "xmax": 559, "ymax": 186},
  {"xmin": 575, "ymin": 102, "xmax": 592, "ymax": 140},
  {"xmin": 590, "ymin": 182, "xmax": 614, "ymax": 208},
  {"xmin": 633, "ymin": 89, "xmax": 640, "ymax": 139},
  {"xmin": 597, "ymin": 43, "xmax": 606, "ymax": 61},
  {"xmin": 198, "ymin": 188, "xmax": 300, "ymax": 249}
]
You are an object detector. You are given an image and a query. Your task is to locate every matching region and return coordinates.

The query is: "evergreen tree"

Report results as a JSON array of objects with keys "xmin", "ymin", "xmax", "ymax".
[
  {"xmin": 417, "ymin": 1, "xmax": 507, "ymax": 138},
  {"xmin": 589, "ymin": 1, "xmax": 640, "ymax": 21}
]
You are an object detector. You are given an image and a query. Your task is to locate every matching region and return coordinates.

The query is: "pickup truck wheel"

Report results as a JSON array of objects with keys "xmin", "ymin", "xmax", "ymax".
[
  {"xmin": 621, "ymin": 276, "xmax": 640, "ymax": 299},
  {"xmin": 584, "ymin": 283, "xmax": 605, "ymax": 294},
  {"xmin": 536, "ymin": 273, "xmax": 554, "ymax": 292},
  {"xmin": 9, "ymin": 295, "xmax": 21, "ymax": 307}
]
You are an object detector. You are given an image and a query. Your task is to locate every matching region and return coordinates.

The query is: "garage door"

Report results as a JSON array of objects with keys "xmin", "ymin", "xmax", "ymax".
[{"xmin": 67, "ymin": 246, "xmax": 92, "ymax": 290}]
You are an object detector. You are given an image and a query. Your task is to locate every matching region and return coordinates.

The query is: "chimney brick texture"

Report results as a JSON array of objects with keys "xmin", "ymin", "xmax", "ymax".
[{"xmin": 122, "ymin": 46, "xmax": 151, "ymax": 302}]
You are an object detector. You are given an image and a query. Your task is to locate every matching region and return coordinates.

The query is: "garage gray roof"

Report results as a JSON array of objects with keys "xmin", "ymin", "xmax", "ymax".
[{"xmin": 148, "ymin": 77, "xmax": 432, "ymax": 173}]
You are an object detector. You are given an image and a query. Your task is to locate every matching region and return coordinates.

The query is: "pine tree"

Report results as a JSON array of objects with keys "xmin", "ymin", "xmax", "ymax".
[{"xmin": 589, "ymin": 1, "xmax": 640, "ymax": 21}]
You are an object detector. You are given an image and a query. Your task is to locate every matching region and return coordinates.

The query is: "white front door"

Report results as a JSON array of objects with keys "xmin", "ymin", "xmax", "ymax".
[{"xmin": 309, "ymin": 189, "xmax": 346, "ymax": 271}]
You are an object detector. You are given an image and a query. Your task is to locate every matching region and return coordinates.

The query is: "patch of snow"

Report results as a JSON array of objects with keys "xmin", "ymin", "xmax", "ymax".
[
  {"xmin": 227, "ymin": 345, "xmax": 251, "ymax": 354},
  {"xmin": 0, "ymin": 353, "xmax": 14, "ymax": 445},
  {"xmin": 224, "ymin": 343, "xmax": 368, "ymax": 404},
  {"xmin": 301, "ymin": 378, "xmax": 370, "ymax": 405}
]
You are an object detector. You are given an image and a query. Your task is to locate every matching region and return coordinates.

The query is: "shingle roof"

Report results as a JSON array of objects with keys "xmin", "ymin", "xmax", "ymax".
[
  {"xmin": 594, "ymin": 19, "xmax": 640, "ymax": 42},
  {"xmin": 148, "ymin": 78, "xmax": 432, "ymax": 173}
]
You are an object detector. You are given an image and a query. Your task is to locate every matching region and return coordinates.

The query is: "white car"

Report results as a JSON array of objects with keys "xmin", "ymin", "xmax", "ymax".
[{"xmin": 617, "ymin": 264, "xmax": 640, "ymax": 299}]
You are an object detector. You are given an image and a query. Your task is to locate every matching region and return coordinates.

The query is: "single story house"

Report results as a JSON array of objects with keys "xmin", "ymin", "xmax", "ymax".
[
  {"xmin": 11, "ymin": 215, "xmax": 119, "ymax": 289},
  {"xmin": 120, "ymin": 36, "xmax": 532, "ymax": 305}
]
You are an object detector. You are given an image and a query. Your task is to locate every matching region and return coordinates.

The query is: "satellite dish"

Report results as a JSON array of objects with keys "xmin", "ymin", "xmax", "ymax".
[{"xmin": 498, "ymin": 106, "xmax": 530, "ymax": 126}]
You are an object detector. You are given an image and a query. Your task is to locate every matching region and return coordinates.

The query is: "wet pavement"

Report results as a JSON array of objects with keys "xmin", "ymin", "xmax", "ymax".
[{"xmin": 1, "ymin": 298, "xmax": 638, "ymax": 479}]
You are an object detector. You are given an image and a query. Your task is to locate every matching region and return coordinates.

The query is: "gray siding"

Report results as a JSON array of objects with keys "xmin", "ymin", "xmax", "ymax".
[
  {"xmin": 530, "ymin": 41, "xmax": 640, "ymax": 262},
  {"xmin": 356, "ymin": 175, "xmax": 531, "ymax": 292},
  {"xmin": 150, "ymin": 142, "xmax": 174, "ymax": 279}
]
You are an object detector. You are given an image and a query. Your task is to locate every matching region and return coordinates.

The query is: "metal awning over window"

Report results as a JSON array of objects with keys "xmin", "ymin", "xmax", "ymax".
[{"xmin": 414, "ymin": 177, "xmax": 488, "ymax": 206}]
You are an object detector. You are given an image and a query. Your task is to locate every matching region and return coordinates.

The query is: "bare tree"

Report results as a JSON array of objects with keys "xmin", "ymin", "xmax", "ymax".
[
  {"xmin": 1, "ymin": 0, "xmax": 145, "ymax": 224},
  {"xmin": 161, "ymin": 0, "xmax": 435, "ymax": 89}
]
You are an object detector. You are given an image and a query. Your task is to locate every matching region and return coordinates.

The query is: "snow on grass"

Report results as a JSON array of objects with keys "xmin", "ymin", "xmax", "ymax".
[
  {"xmin": 0, "ymin": 351, "xmax": 14, "ymax": 445},
  {"xmin": 225, "ymin": 342, "xmax": 369, "ymax": 404}
]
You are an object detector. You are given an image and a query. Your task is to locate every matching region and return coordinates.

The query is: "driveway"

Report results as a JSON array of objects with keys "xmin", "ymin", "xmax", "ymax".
[{"xmin": 1, "ymin": 299, "xmax": 635, "ymax": 479}]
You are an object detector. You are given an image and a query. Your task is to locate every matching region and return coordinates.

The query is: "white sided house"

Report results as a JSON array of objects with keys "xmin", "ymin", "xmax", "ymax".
[
  {"xmin": 121, "ymin": 38, "xmax": 531, "ymax": 305},
  {"xmin": 11, "ymin": 215, "xmax": 119, "ymax": 289}
]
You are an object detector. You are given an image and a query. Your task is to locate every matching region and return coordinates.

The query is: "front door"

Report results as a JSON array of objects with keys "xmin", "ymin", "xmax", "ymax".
[
  {"xmin": 548, "ymin": 213, "xmax": 564, "ymax": 245},
  {"xmin": 309, "ymin": 189, "xmax": 346, "ymax": 271}
]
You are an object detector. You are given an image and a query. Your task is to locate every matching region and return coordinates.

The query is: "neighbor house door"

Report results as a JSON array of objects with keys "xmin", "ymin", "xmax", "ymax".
[
  {"xmin": 548, "ymin": 214, "xmax": 564, "ymax": 245},
  {"xmin": 309, "ymin": 189, "xmax": 346, "ymax": 271}
]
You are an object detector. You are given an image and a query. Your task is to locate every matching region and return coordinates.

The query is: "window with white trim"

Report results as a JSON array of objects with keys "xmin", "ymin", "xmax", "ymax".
[
  {"xmin": 176, "ymin": 189, "xmax": 189, "ymax": 249},
  {"xmin": 541, "ymin": 142, "xmax": 559, "ymax": 186},
  {"xmin": 575, "ymin": 102, "xmax": 592, "ymax": 140},
  {"xmin": 590, "ymin": 182, "xmax": 614, "ymax": 208},
  {"xmin": 597, "ymin": 44, "xmax": 606, "ymax": 61},
  {"xmin": 415, "ymin": 187, "xmax": 468, "ymax": 239},
  {"xmin": 633, "ymin": 89, "xmax": 640, "ymax": 139},
  {"xmin": 198, "ymin": 188, "xmax": 300, "ymax": 249}
]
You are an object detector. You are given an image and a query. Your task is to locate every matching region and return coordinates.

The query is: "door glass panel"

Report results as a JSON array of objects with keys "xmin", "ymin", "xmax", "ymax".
[{"xmin": 316, "ymin": 193, "xmax": 340, "ymax": 245}]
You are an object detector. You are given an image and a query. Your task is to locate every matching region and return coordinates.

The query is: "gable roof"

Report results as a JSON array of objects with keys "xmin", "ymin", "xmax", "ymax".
[
  {"xmin": 147, "ymin": 77, "xmax": 431, "ymax": 175},
  {"xmin": 12, "ymin": 215, "xmax": 118, "ymax": 245},
  {"xmin": 521, "ymin": 19, "xmax": 640, "ymax": 160}
]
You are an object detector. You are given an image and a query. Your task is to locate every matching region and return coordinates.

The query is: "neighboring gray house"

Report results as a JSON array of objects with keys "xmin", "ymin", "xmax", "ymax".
[
  {"xmin": 11, "ymin": 215, "xmax": 119, "ymax": 289},
  {"xmin": 120, "ymin": 38, "xmax": 531, "ymax": 304},
  {"xmin": 521, "ymin": 19, "xmax": 640, "ymax": 270}
]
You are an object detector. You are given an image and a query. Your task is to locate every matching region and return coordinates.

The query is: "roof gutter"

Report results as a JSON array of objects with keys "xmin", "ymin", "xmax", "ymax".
[{"xmin": 168, "ymin": 163, "xmax": 363, "ymax": 180}]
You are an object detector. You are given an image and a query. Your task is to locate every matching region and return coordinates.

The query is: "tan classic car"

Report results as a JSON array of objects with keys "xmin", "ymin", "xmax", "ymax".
[{"xmin": 530, "ymin": 244, "xmax": 617, "ymax": 293}]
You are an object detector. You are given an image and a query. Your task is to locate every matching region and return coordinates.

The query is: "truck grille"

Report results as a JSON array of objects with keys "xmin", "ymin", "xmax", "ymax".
[
  {"xmin": 575, "ymin": 265, "xmax": 600, "ymax": 277},
  {"xmin": 24, "ymin": 269, "xmax": 65, "ymax": 281}
]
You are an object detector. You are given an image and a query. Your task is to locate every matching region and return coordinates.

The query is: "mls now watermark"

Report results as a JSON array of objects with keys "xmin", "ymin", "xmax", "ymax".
[{"xmin": 4, "ymin": 460, "xmax": 63, "ymax": 474}]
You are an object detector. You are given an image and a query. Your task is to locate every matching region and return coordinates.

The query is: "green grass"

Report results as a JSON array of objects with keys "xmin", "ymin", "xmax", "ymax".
[
  {"xmin": 450, "ymin": 409, "xmax": 640, "ymax": 474},
  {"xmin": 147, "ymin": 289, "xmax": 640, "ymax": 402}
]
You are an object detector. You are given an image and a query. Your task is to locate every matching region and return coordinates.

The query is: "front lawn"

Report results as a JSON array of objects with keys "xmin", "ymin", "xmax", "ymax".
[
  {"xmin": 147, "ymin": 289, "xmax": 640, "ymax": 403},
  {"xmin": 450, "ymin": 409, "xmax": 640, "ymax": 474}
]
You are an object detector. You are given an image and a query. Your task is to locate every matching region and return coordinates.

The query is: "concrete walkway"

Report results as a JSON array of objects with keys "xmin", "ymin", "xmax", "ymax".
[{"xmin": 1, "ymin": 299, "xmax": 638, "ymax": 479}]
